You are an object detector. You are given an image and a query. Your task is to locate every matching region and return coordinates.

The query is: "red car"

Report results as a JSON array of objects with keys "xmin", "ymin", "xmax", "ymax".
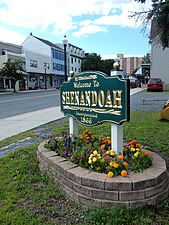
[
  {"xmin": 130, "ymin": 78, "xmax": 141, "ymax": 88},
  {"xmin": 147, "ymin": 78, "xmax": 163, "ymax": 92}
]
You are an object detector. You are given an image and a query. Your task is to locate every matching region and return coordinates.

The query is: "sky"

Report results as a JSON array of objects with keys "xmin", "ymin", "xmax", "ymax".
[{"xmin": 0, "ymin": 0, "xmax": 152, "ymax": 59}]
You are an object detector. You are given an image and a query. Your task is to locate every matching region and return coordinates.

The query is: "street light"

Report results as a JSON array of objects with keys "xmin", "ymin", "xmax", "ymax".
[
  {"xmin": 44, "ymin": 64, "xmax": 47, "ymax": 90},
  {"xmin": 62, "ymin": 35, "xmax": 68, "ymax": 81}
]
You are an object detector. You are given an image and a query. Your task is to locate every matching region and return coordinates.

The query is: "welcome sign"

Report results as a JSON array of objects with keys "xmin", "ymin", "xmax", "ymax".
[{"xmin": 60, "ymin": 71, "xmax": 130, "ymax": 126}]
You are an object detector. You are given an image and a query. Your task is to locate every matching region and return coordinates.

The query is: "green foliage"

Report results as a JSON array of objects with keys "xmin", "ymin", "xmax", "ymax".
[
  {"xmin": 134, "ymin": 0, "xmax": 169, "ymax": 49},
  {"xmin": 101, "ymin": 58, "xmax": 115, "ymax": 75},
  {"xmin": 141, "ymin": 52, "xmax": 151, "ymax": 64},
  {"xmin": 81, "ymin": 53, "xmax": 115, "ymax": 75},
  {"xmin": 45, "ymin": 129, "xmax": 152, "ymax": 176},
  {"xmin": 0, "ymin": 111, "xmax": 169, "ymax": 224},
  {"xmin": 0, "ymin": 58, "xmax": 25, "ymax": 92},
  {"xmin": 81, "ymin": 53, "xmax": 103, "ymax": 72}
]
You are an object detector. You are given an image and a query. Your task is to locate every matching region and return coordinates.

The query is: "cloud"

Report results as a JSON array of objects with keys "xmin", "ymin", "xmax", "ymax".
[
  {"xmin": 0, "ymin": 26, "xmax": 26, "ymax": 44},
  {"xmin": 0, "ymin": 0, "xmax": 152, "ymax": 40}
]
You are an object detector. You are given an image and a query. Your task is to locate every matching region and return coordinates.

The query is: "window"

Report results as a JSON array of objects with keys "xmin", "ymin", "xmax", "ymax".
[
  {"xmin": 78, "ymin": 59, "xmax": 80, "ymax": 63},
  {"xmin": 71, "ymin": 57, "xmax": 73, "ymax": 63},
  {"xmin": 53, "ymin": 63, "xmax": 57, "ymax": 70},
  {"xmin": 57, "ymin": 64, "xmax": 61, "ymax": 71},
  {"xmin": 75, "ymin": 58, "xmax": 76, "ymax": 63},
  {"xmin": 30, "ymin": 60, "xmax": 37, "ymax": 68},
  {"xmin": 55, "ymin": 52, "xmax": 58, "ymax": 59},
  {"xmin": 61, "ymin": 53, "xmax": 64, "ymax": 60}
]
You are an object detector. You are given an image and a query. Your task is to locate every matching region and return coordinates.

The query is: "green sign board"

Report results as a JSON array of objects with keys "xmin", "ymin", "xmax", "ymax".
[{"xmin": 60, "ymin": 71, "xmax": 130, "ymax": 126}]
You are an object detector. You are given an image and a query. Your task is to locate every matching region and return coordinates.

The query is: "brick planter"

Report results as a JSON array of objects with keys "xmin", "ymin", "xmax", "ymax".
[{"xmin": 37, "ymin": 142, "xmax": 169, "ymax": 208}]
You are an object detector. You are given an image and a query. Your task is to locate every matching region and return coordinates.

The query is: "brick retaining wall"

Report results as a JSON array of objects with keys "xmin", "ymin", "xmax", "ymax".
[{"xmin": 37, "ymin": 142, "xmax": 169, "ymax": 208}]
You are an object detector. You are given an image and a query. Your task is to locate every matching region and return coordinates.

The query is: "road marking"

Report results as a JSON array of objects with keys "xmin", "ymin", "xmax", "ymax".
[{"xmin": 0, "ymin": 93, "xmax": 59, "ymax": 103}]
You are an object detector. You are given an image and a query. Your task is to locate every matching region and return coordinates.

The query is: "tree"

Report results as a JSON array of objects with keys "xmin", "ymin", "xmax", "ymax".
[
  {"xmin": 101, "ymin": 59, "xmax": 115, "ymax": 75},
  {"xmin": 81, "ymin": 53, "xmax": 103, "ymax": 72},
  {"xmin": 141, "ymin": 52, "xmax": 151, "ymax": 64},
  {"xmin": 81, "ymin": 53, "xmax": 115, "ymax": 75},
  {"xmin": 133, "ymin": 0, "xmax": 169, "ymax": 49},
  {"xmin": 0, "ymin": 59, "xmax": 25, "ymax": 92}
]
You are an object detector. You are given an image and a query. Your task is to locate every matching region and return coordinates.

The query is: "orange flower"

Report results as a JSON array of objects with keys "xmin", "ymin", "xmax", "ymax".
[
  {"xmin": 123, "ymin": 161, "xmax": 128, "ymax": 167},
  {"xmin": 121, "ymin": 170, "xmax": 127, "ymax": 177},
  {"xmin": 107, "ymin": 171, "xmax": 114, "ymax": 178},
  {"xmin": 100, "ymin": 144, "xmax": 105, "ymax": 149},
  {"xmin": 143, "ymin": 151, "xmax": 150, "ymax": 156},
  {"xmin": 118, "ymin": 154, "xmax": 124, "ymax": 160},
  {"xmin": 107, "ymin": 140, "xmax": 111, "ymax": 145},
  {"xmin": 131, "ymin": 139, "xmax": 137, "ymax": 144},
  {"xmin": 113, "ymin": 163, "xmax": 119, "ymax": 169},
  {"xmin": 127, "ymin": 141, "xmax": 132, "ymax": 146},
  {"xmin": 136, "ymin": 143, "xmax": 141, "ymax": 148}
]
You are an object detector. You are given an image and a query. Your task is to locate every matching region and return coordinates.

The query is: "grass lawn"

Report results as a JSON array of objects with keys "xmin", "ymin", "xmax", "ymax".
[{"xmin": 0, "ymin": 111, "xmax": 169, "ymax": 225}]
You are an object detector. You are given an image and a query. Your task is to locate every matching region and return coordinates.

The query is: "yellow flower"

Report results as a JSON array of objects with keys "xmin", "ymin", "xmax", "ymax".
[
  {"xmin": 93, "ymin": 157, "xmax": 97, "ymax": 162},
  {"xmin": 88, "ymin": 159, "xmax": 92, "ymax": 164},
  {"xmin": 110, "ymin": 150, "xmax": 115, "ymax": 156},
  {"xmin": 100, "ymin": 159, "xmax": 105, "ymax": 163},
  {"xmin": 130, "ymin": 147, "xmax": 135, "ymax": 152},
  {"xmin": 109, "ymin": 161, "xmax": 114, "ymax": 167},
  {"xmin": 106, "ymin": 151, "xmax": 109, "ymax": 155},
  {"xmin": 134, "ymin": 152, "xmax": 139, "ymax": 158},
  {"xmin": 90, "ymin": 154, "xmax": 94, "ymax": 158},
  {"xmin": 97, "ymin": 154, "xmax": 100, "ymax": 157},
  {"xmin": 93, "ymin": 150, "xmax": 98, "ymax": 155},
  {"xmin": 107, "ymin": 171, "xmax": 114, "ymax": 178},
  {"xmin": 136, "ymin": 148, "xmax": 140, "ymax": 151}
]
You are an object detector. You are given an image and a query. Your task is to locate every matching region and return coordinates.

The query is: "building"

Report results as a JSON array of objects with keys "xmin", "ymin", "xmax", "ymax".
[
  {"xmin": 0, "ymin": 41, "xmax": 27, "ymax": 91},
  {"xmin": 56, "ymin": 42, "xmax": 85, "ymax": 76},
  {"xmin": 22, "ymin": 33, "xmax": 66, "ymax": 90},
  {"xmin": 135, "ymin": 63, "xmax": 150, "ymax": 83},
  {"xmin": 150, "ymin": 20, "xmax": 169, "ymax": 89},
  {"xmin": 0, "ymin": 34, "xmax": 85, "ymax": 91},
  {"xmin": 117, "ymin": 53, "xmax": 143, "ymax": 76}
]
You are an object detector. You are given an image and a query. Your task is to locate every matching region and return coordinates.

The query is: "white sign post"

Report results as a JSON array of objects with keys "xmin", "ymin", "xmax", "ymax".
[
  {"xmin": 69, "ymin": 116, "xmax": 78, "ymax": 138},
  {"xmin": 111, "ymin": 123, "xmax": 123, "ymax": 155}
]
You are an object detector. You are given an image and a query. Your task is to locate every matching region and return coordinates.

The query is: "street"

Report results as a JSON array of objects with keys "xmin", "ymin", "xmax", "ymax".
[
  {"xmin": 0, "ymin": 89, "xmax": 60, "ymax": 119},
  {"xmin": 0, "ymin": 88, "xmax": 144, "ymax": 141}
]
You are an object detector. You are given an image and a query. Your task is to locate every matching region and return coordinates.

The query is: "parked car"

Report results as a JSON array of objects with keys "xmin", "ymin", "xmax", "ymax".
[
  {"xmin": 147, "ymin": 78, "xmax": 163, "ymax": 92},
  {"xmin": 130, "ymin": 77, "xmax": 141, "ymax": 88}
]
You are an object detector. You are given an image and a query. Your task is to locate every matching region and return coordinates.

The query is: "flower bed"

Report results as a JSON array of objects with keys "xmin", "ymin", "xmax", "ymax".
[
  {"xmin": 44, "ymin": 129, "xmax": 153, "ymax": 178},
  {"xmin": 37, "ymin": 142, "xmax": 169, "ymax": 208},
  {"xmin": 37, "ymin": 129, "xmax": 169, "ymax": 208}
]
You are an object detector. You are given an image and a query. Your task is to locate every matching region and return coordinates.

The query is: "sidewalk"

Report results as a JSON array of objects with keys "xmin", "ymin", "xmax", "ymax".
[
  {"xmin": 0, "ymin": 87, "xmax": 144, "ymax": 141},
  {"xmin": 0, "ymin": 107, "xmax": 64, "ymax": 141}
]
